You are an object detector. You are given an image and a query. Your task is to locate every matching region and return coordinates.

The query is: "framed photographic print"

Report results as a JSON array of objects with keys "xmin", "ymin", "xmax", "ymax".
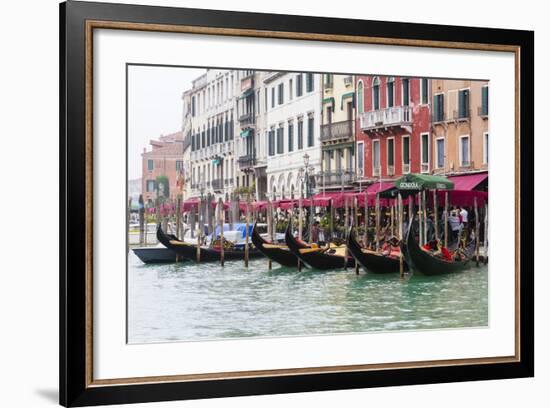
[{"xmin": 60, "ymin": 0, "xmax": 534, "ymax": 406}]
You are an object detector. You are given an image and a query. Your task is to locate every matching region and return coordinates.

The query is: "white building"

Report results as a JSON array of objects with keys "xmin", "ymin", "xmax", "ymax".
[
  {"xmin": 234, "ymin": 70, "xmax": 269, "ymax": 199},
  {"xmin": 185, "ymin": 69, "xmax": 237, "ymax": 200},
  {"xmin": 263, "ymin": 72, "xmax": 322, "ymax": 199}
]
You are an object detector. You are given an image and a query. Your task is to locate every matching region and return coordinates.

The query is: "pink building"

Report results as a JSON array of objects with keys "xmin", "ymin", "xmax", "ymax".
[
  {"xmin": 141, "ymin": 131, "xmax": 186, "ymax": 204},
  {"xmin": 355, "ymin": 76, "xmax": 432, "ymax": 182}
]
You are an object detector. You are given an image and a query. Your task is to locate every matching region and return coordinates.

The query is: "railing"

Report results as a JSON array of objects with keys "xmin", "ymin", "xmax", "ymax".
[
  {"xmin": 373, "ymin": 167, "xmax": 381, "ymax": 177},
  {"xmin": 453, "ymin": 109, "xmax": 471, "ymax": 121},
  {"xmin": 421, "ymin": 163, "xmax": 430, "ymax": 173},
  {"xmin": 317, "ymin": 171, "xmax": 356, "ymax": 187},
  {"xmin": 432, "ymin": 112, "xmax": 446, "ymax": 123},
  {"xmin": 478, "ymin": 106, "xmax": 488, "ymax": 118},
  {"xmin": 239, "ymin": 112, "xmax": 255, "ymax": 126},
  {"xmin": 211, "ymin": 179, "xmax": 223, "ymax": 191},
  {"xmin": 238, "ymin": 154, "xmax": 256, "ymax": 169},
  {"xmin": 360, "ymin": 106, "xmax": 412, "ymax": 131},
  {"xmin": 402, "ymin": 163, "xmax": 410, "ymax": 174},
  {"xmin": 387, "ymin": 165, "xmax": 395, "ymax": 176},
  {"xmin": 320, "ymin": 120, "xmax": 354, "ymax": 142},
  {"xmin": 343, "ymin": 76, "xmax": 353, "ymax": 86}
]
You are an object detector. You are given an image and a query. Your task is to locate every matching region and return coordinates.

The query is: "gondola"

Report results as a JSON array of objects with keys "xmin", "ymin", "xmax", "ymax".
[
  {"xmin": 401, "ymin": 221, "xmax": 475, "ymax": 276},
  {"xmin": 346, "ymin": 227, "xmax": 408, "ymax": 274},
  {"xmin": 251, "ymin": 223, "xmax": 303, "ymax": 268},
  {"xmin": 285, "ymin": 225, "xmax": 354, "ymax": 270},
  {"xmin": 132, "ymin": 246, "xmax": 183, "ymax": 264},
  {"xmin": 157, "ymin": 225, "xmax": 264, "ymax": 262}
]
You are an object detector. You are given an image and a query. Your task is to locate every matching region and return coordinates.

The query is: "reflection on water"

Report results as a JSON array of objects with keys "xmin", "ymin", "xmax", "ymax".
[{"xmin": 127, "ymin": 252, "xmax": 488, "ymax": 343}]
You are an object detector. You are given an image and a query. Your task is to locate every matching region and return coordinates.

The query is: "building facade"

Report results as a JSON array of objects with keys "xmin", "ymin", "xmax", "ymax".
[
  {"xmin": 356, "ymin": 75, "xmax": 431, "ymax": 181},
  {"xmin": 264, "ymin": 72, "xmax": 322, "ymax": 199},
  {"xmin": 234, "ymin": 70, "xmax": 269, "ymax": 200},
  {"xmin": 141, "ymin": 131, "xmax": 185, "ymax": 204},
  {"xmin": 186, "ymin": 70, "xmax": 237, "ymax": 200},
  {"xmin": 320, "ymin": 74, "xmax": 356, "ymax": 191},
  {"xmin": 431, "ymin": 80, "xmax": 489, "ymax": 174}
]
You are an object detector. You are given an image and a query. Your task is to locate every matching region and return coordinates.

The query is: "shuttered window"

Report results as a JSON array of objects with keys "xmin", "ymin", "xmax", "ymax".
[
  {"xmin": 297, "ymin": 120, "xmax": 304, "ymax": 149},
  {"xmin": 307, "ymin": 116, "xmax": 314, "ymax": 147},
  {"xmin": 433, "ymin": 94, "xmax": 444, "ymax": 122},
  {"xmin": 288, "ymin": 122, "xmax": 294, "ymax": 152},
  {"xmin": 268, "ymin": 130, "xmax": 275, "ymax": 156},
  {"xmin": 481, "ymin": 86, "xmax": 489, "ymax": 116},
  {"xmin": 276, "ymin": 127, "xmax": 284, "ymax": 154},
  {"xmin": 296, "ymin": 74, "xmax": 303, "ymax": 97},
  {"xmin": 458, "ymin": 89, "xmax": 470, "ymax": 119}
]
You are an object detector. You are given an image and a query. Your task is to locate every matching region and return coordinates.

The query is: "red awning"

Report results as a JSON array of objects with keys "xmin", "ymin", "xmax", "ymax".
[
  {"xmin": 366, "ymin": 182, "xmax": 395, "ymax": 194},
  {"xmin": 448, "ymin": 172, "xmax": 488, "ymax": 191}
]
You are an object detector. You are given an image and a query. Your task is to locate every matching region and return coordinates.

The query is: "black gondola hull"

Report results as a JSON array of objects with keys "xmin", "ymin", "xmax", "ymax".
[
  {"xmin": 402, "ymin": 222, "xmax": 473, "ymax": 276},
  {"xmin": 346, "ymin": 230, "xmax": 407, "ymax": 274},
  {"xmin": 157, "ymin": 225, "xmax": 264, "ymax": 262},
  {"xmin": 285, "ymin": 226, "xmax": 353, "ymax": 270},
  {"xmin": 132, "ymin": 247, "xmax": 182, "ymax": 264},
  {"xmin": 251, "ymin": 223, "xmax": 302, "ymax": 268}
]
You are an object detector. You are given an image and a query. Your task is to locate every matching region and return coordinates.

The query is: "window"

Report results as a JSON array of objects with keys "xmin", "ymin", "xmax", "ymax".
[
  {"xmin": 191, "ymin": 96, "xmax": 196, "ymax": 116},
  {"xmin": 372, "ymin": 140, "xmax": 380, "ymax": 175},
  {"xmin": 481, "ymin": 86, "xmax": 489, "ymax": 116},
  {"xmin": 421, "ymin": 78, "xmax": 429, "ymax": 104},
  {"xmin": 146, "ymin": 180, "xmax": 155, "ymax": 192},
  {"xmin": 176, "ymin": 160, "xmax": 183, "ymax": 172},
  {"xmin": 268, "ymin": 129, "xmax": 275, "ymax": 156},
  {"xmin": 264, "ymin": 88, "xmax": 268, "ymax": 112},
  {"xmin": 436, "ymin": 138, "xmax": 445, "ymax": 169},
  {"xmin": 357, "ymin": 81, "xmax": 364, "ymax": 114},
  {"xmin": 307, "ymin": 115, "xmax": 314, "ymax": 147},
  {"xmin": 271, "ymin": 87, "xmax": 275, "ymax": 108},
  {"xmin": 483, "ymin": 132, "xmax": 489, "ymax": 164},
  {"xmin": 297, "ymin": 119, "xmax": 304, "ymax": 149},
  {"xmin": 460, "ymin": 136, "xmax": 470, "ymax": 167},
  {"xmin": 306, "ymin": 73, "xmax": 314, "ymax": 92},
  {"xmin": 421, "ymin": 133, "xmax": 430, "ymax": 173},
  {"xmin": 278, "ymin": 83, "xmax": 284, "ymax": 105},
  {"xmin": 289, "ymin": 79, "xmax": 293, "ymax": 100},
  {"xmin": 402, "ymin": 78, "xmax": 410, "ymax": 106},
  {"xmin": 276, "ymin": 126, "xmax": 284, "ymax": 154},
  {"xmin": 458, "ymin": 89, "xmax": 470, "ymax": 119},
  {"xmin": 324, "ymin": 74, "xmax": 333, "ymax": 88},
  {"xmin": 402, "ymin": 135, "xmax": 410, "ymax": 173},
  {"xmin": 387, "ymin": 77, "xmax": 395, "ymax": 108},
  {"xmin": 433, "ymin": 93, "xmax": 445, "ymax": 122},
  {"xmin": 357, "ymin": 142, "xmax": 364, "ymax": 176},
  {"xmin": 387, "ymin": 138, "xmax": 395, "ymax": 171},
  {"xmin": 288, "ymin": 121, "xmax": 294, "ymax": 152},
  {"xmin": 296, "ymin": 74, "xmax": 303, "ymax": 97},
  {"xmin": 372, "ymin": 77, "xmax": 380, "ymax": 110},
  {"xmin": 147, "ymin": 159, "xmax": 154, "ymax": 171}
]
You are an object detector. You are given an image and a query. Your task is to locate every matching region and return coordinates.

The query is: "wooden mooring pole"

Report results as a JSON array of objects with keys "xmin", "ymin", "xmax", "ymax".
[
  {"xmin": 218, "ymin": 198, "xmax": 225, "ymax": 267},
  {"xmin": 474, "ymin": 196, "xmax": 480, "ymax": 266},
  {"xmin": 244, "ymin": 193, "xmax": 250, "ymax": 268}
]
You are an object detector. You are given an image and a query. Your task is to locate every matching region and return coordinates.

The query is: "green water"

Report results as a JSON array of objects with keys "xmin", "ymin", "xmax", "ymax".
[{"xmin": 127, "ymin": 252, "xmax": 488, "ymax": 343}]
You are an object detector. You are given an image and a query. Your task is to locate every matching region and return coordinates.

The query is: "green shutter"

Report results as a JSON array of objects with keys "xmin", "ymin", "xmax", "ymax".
[{"xmin": 433, "ymin": 95, "xmax": 439, "ymax": 121}]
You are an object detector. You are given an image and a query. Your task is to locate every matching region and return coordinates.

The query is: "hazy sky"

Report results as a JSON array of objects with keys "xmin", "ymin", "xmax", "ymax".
[{"xmin": 127, "ymin": 65, "xmax": 206, "ymax": 179}]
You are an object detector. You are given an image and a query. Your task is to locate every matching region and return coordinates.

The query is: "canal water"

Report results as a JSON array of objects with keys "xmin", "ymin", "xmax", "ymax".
[{"xmin": 127, "ymin": 251, "xmax": 488, "ymax": 344}]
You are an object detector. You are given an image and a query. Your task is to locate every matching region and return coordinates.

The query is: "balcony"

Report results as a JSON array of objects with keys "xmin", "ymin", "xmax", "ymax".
[
  {"xmin": 453, "ymin": 109, "xmax": 471, "ymax": 122},
  {"xmin": 432, "ymin": 112, "xmax": 446, "ymax": 124},
  {"xmin": 238, "ymin": 154, "xmax": 256, "ymax": 169},
  {"xmin": 478, "ymin": 106, "xmax": 489, "ymax": 118},
  {"xmin": 320, "ymin": 120, "xmax": 354, "ymax": 143},
  {"xmin": 360, "ymin": 106, "xmax": 412, "ymax": 133},
  {"xmin": 343, "ymin": 76, "xmax": 353, "ymax": 86},
  {"xmin": 211, "ymin": 179, "xmax": 224, "ymax": 191},
  {"xmin": 402, "ymin": 163, "xmax": 410, "ymax": 174},
  {"xmin": 387, "ymin": 165, "xmax": 395, "ymax": 176},
  {"xmin": 317, "ymin": 171, "xmax": 356, "ymax": 188},
  {"xmin": 239, "ymin": 112, "xmax": 255, "ymax": 127}
]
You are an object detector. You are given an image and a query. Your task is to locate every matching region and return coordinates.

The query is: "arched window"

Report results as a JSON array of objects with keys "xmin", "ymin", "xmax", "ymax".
[
  {"xmin": 372, "ymin": 77, "xmax": 380, "ymax": 110},
  {"xmin": 357, "ymin": 80, "xmax": 364, "ymax": 114}
]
